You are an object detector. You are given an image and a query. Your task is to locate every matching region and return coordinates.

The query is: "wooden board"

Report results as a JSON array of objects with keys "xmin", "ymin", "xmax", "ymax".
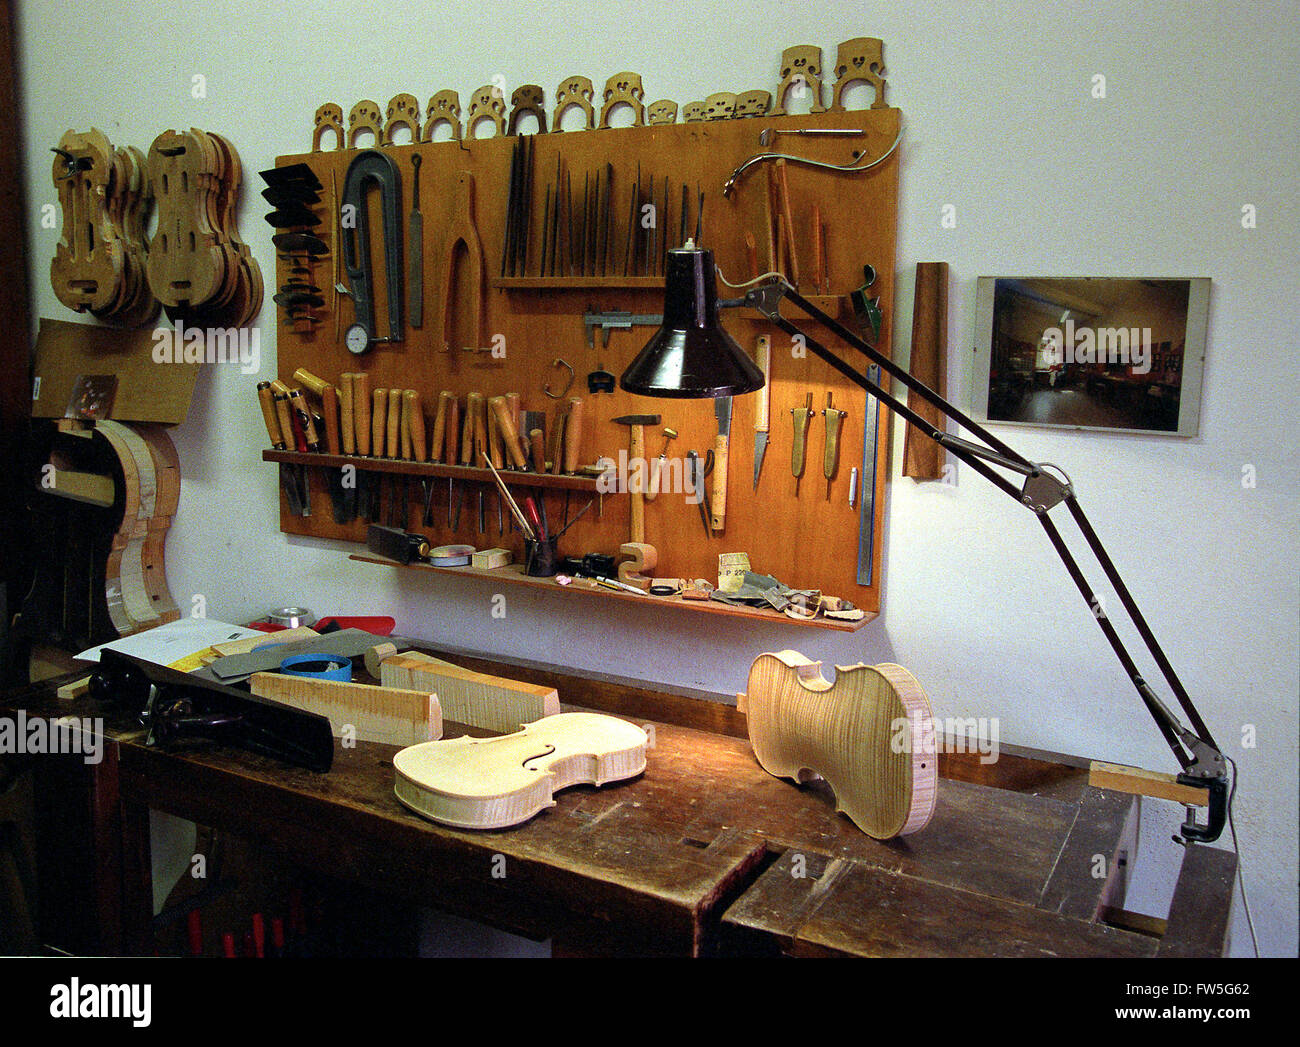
[
  {"xmin": 271, "ymin": 107, "xmax": 901, "ymax": 616},
  {"xmin": 392, "ymin": 711, "xmax": 646, "ymax": 829},
  {"xmin": 902, "ymin": 261, "xmax": 947, "ymax": 479},
  {"xmin": 739, "ymin": 649, "xmax": 936, "ymax": 839},
  {"xmin": 248, "ymin": 671, "xmax": 440, "ymax": 747},
  {"xmin": 379, "ymin": 650, "xmax": 559, "ymax": 733},
  {"xmin": 32, "ymin": 318, "xmax": 200, "ymax": 425}
]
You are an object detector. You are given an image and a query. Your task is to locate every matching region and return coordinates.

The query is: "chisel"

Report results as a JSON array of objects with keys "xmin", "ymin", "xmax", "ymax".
[
  {"xmin": 752, "ymin": 336, "xmax": 772, "ymax": 489},
  {"xmin": 711, "ymin": 395, "xmax": 731, "ymax": 531}
]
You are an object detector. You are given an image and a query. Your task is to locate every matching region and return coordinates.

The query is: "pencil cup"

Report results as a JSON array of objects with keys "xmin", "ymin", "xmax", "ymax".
[{"xmin": 524, "ymin": 537, "xmax": 560, "ymax": 577}]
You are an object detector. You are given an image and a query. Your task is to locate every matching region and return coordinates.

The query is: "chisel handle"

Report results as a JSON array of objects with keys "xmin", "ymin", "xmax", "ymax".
[
  {"xmin": 339, "ymin": 374, "xmax": 356, "ymax": 456},
  {"xmin": 355, "ymin": 373, "xmax": 372, "ymax": 456},
  {"xmin": 445, "ymin": 395, "xmax": 460, "ymax": 464},
  {"xmin": 257, "ymin": 381, "xmax": 285, "ymax": 449},
  {"xmin": 399, "ymin": 390, "xmax": 412, "ymax": 459},
  {"xmin": 387, "ymin": 388, "xmax": 402, "ymax": 458},
  {"xmin": 407, "ymin": 391, "xmax": 427, "ymax": 462},
  {"xmin": 431, "ymin": 390, "xmax": 451, "ymax": 463},
  {"xmin": 711, "ymin": 434, "xmax": 728, "ymax": 531},
  {"xmin": 322, "ymin": 384, "xmax": 341, "ymax": 455},
  {"xmin": 462, "ymin": 393, "xmax": 482, "ymax": 465},
  {"xmin": 563, "ymin": 397, "xmax": 583, "ymax": 474},
  {"xmin": 372, "ymin": 388, "xmax": 388, "ymax": 458},
  {"xmin": 755, "ymin": 336, "xmax": 771, "ymax": 433},
  {"xmin": 490, "ymin": 396, "xmax": 528, "ymax": 469}
]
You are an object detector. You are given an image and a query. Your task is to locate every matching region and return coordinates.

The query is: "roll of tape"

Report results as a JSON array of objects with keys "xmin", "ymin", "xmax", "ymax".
[{"xmin": 279, "ymin": 653, "xmax": 352, "ymax": 682}]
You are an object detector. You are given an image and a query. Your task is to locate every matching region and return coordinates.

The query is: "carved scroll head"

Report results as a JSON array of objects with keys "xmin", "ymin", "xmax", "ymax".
[
  {"xmin": 646, "ymin": 99, "xmax": 678, "ymax": 125},
  {"xmin": 599, "ymin": 71, "xmax": 645, "ymax": 127},
  {"xmin": 734, "ymin": 89, "xmax": 772, "ymax": 118},
  {"xmin": 703, "ymin": 92, "xmax": 737, "ymax": 120},
  {"xmin": 348, "ymin": 100, "xmax": 383, "ymax": 147},
  {"xmin": 312, "ymin": 103, "xmax": 344, "ymax": 152},
  {"xmin": 423, "ymin": 91, "xmax": 462, "ymax": 141},
  {"xmin": 553, "ymin": 75, "xmax": 595, "ymax": 130}
]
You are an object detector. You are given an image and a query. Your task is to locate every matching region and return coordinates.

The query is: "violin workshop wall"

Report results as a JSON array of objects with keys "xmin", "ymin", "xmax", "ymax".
[{"xmin": 14, "ymin": 1, "xmax": 1299, "ymax": 956}]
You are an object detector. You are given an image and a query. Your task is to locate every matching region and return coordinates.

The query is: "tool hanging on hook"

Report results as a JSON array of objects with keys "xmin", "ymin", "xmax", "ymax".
[{"xmin": 338, "ymin": 150, "xmax": 404, "ymax": 352}]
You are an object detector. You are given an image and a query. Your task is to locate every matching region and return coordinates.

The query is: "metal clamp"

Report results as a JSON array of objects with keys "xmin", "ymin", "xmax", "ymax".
[{"xmin": 544, "ymin": 358, "xmax": 575, "ymax": 399}]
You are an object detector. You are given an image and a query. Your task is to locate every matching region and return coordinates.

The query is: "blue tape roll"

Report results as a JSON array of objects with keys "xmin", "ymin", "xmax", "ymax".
[{"xmin": 279, "ymin": 653, "xmax": 352, "ymax": 682}]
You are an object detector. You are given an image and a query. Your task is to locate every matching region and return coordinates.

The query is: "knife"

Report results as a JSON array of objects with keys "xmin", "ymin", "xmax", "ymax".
[
  {"xmin": 408, "ymin": 154, "xmax": 423, "ymax": 328},
  {"xmin": 711, "ymin": 395, "xmax": 731, "ymax": 531},
  {"xmin": 752, "ymin": 335, "xmax": 771, "ymax": 489}
]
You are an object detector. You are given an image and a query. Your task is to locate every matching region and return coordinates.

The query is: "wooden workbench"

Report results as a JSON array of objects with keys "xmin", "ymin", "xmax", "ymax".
[{"xmin": 2, "ymin": 653, "xmax": 1235, "ymax": 958}]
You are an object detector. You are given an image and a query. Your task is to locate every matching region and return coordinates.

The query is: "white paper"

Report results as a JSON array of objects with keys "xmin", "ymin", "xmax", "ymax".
[{"xmin": 76, "ymin": 618, "xmax": 263, "ymax": 666}]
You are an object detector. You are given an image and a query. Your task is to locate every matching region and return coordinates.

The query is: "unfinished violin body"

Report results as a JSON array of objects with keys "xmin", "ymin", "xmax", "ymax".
[
  {"xmin": 393, "ymin": 712, "xmax": 647, "ymax": 829},
  {"xmin": 739, "ymin": 650, "xmax": 937, "ymax": 839}
]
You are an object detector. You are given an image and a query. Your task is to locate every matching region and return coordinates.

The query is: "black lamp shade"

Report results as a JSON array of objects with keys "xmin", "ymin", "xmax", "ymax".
[{"xmin": 619, "ymin": 247, "xmax": 765, "ymax": 398}]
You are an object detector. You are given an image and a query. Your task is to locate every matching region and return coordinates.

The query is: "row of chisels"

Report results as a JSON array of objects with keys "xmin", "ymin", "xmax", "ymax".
[{"xmin": 257, "ymin": 370, "xmax": 590, "ymax": 536}]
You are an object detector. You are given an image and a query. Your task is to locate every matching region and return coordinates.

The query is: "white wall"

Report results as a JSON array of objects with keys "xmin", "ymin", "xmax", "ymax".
[{"xmin": 17, "ymin": 0, "xmax": 1298, "ymax": 956}]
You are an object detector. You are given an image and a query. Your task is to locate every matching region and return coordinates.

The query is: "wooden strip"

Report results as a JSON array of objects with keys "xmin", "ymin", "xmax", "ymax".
[
  {"xmin": 379, "ymin": 651, "xmax": 558, "ymax": 734},
  {"xmin": 1088, "ymin": 760, "xmax": 1208, "ymax": 806},
  {"xmin": 903, "ymin": 261, "xmax": 948, "ymax": 480},
  {"xmin": 209, "ymin": 626, "xmax": 319, "ymax": 658},
  {"xmin": 248, "ymin": 672, "xmax": 440, "ymax": 747}
]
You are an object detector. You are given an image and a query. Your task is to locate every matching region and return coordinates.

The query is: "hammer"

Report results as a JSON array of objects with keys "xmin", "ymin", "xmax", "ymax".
[{"xmin": 611, "ymin": 414, "xmax": 659, "ymax": 543}]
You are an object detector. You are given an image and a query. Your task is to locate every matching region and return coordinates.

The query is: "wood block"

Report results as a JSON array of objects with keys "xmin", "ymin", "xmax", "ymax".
[
  {"xmin": 249, "ymin": 672, "xmax": 441, "ymax": 747},
  {"xmin": 903, "ymin": 261, "xmax": 948, "ymax": 480},
  {"xmin": 471, "ymin": 547, "xmax": 512, "ymax": 570},
  {"xmin": 380, "ymin": 652, "xmax": 559, "ymax": 733},
  {"xmin": 1088, "ymin": 760, "xmax": 1208, "ymax": 807},
  {"xmin": 56, "ymin": 676, "xmax": 92, "ymax": 701},
  {"xmin": 210, "ymin": 626, "xmax": 319, "ymax": 658}
]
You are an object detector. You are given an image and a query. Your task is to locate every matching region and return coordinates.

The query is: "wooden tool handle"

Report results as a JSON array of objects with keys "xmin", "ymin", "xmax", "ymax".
[
  {"xmin": 628, "ymin": 421, "xmax": 645, "ymax": 542},
  {"xmin": 372, "ymin": 388, "xmax": 388, "ymax": 458},
  {"xmin": 529, "ymin": 428, "xmax": 545, "ymax": 473},
  {"xmin": 257, "ymin": 381, "xmax": 285, "ymax": 449},
  {"xmin": 563, "ymin": 397, "xmax": 583, "ymax": 474},
  {"xmin": 489, "ymin": 396, "xmax": 528, "ymax": 469},
  {"xmin": 292, "ymin": 367, "xmax": 330, "ymax": 398},
  {"xmin": 387, "ymin": 388, "xmax": 402, "ymax": 458},
  {"xmin": 487, "ymin": 403, "xmax": 502, "ymax": 467},
  {"xmin": 646, "ymin": 455, "xmax": 661, "ymax": 502},
  {"xmin": 431, "ymin": 391, "xmax": 450, "ymax": 463},
  {"xmin": 711, "ymin": 434, "xmax": 728, "ymax": 531},
  {"xmin": 462, "ymin": 392, "xmax": 482, "ymax": 465},
  {"xmin": 547, "ymin": 401, "xmax": 568, "ymax": 475},
  {"xmin": 755, "ymin": 336, "xmax": 771, "ymax": 433},
  {"xmin": 288, "ymin": 389, "xmax": 320, "ymax": 450},
  {"xmin": 445, "ymin": 395, "xmax": 460, "ymax": 464},
  {"xmin": 272, "ymin": 391, "xmax": 296, "ymax": 451},
  {"xmin": 810, "ymin": 204, "xmax": 823, "ymax": 292},
  {"xmin": 407, "ymin": 391, "xmax": 427, "ymax": 462},
  {"xmin": 339, "ymin": 374, "xmax": 355, "ymax": 456},
  {"xmin": 775, "ymin": 159, "xmax": 799, "ymax": 288},
  {"xmin": 322, "ymin": 384, "xmax": 341, "ymax": 455},
  {"xmin": 399, "ymin": 389, "xmax": 413, "ymax": 459},
  {"xmin": 505, "ymin": 391, "xmax": 527, "ymax": 464},
  {"xmin": 355, "ymin": 373, "xmax": 371, "ymax": 456}
]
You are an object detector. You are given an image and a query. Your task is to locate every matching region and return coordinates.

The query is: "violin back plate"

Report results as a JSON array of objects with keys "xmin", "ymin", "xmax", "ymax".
[
  {"xmin": 742, "ymin": 650, "xmax": 937, "ymax": 839},
  {"xmin": 393, "ymin": 712, "xmax": 647, "ymax": 830}
]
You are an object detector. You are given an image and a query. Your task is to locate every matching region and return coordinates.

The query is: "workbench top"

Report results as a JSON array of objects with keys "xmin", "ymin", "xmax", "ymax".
[{"xmin": 3, "ymin": 660, "xmax": 1232, "ymax": 958}]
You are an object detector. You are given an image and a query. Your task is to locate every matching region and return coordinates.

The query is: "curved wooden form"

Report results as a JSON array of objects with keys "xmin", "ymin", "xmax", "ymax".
[
  {"xmin": 393, "ymin": 712, "xmax": 647, "ymax": 829},
  {"xmin": 773, "ymin": 44, "xmax": 827, "ymax": 115},
  {"xmin": 739, "ymin": 650, "xmax": 937, "ymax": 839},
  {"xmin": 382, "ymin": 93, "xmax": 422, "ymax": 145},
  {"xmin": 830, "ymin": 37, "xmax": 888, "ymax": 111},
  {"xmin": 507, "ymin": 84, "xmax": 547, "ymax": 135},
  {"xmin": 422, "ymin": 91, "xmax": 462, "ymax": 142},
  {"xmin": 466, "ymin": 85, "xmax": 506, "ymax": 138},
  {"xmin": 347, "ymin": 100, "xmax": 383, "ymax": 148},
  {"xmin": 598, "ymin": 72, "xmax": 645, "ymax": 128},
  {"xmin": 552, "ymin": 76, "xmax": 595, "ymax": 131}
]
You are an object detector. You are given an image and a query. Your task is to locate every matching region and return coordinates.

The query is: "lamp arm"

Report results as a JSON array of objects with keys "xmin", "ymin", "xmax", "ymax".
[{"xmin": 744, "ymin": 278, "xmax": 1228, "ymax": 842}]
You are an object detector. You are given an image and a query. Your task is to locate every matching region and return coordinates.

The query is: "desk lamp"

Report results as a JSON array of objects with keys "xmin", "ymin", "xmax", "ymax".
[{"xmin": 621, "ymin": 244, "xmax": 1228, "ymax": 843}]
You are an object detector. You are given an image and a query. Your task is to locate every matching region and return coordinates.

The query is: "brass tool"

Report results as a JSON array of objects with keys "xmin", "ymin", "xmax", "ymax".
[
  {"xmin": 823, "ymin": 392, "xmax": 846, "ymax": 500},
  {"xmin": 791, "ymin": 392, "xmax": 814, "ymax": 495},
  {"xmin": 646, "ymin": 426, "xmax": 677, "ymax": 503}
]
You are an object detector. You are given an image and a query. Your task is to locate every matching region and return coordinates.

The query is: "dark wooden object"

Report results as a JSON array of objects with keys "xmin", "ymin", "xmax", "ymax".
[{"xmin": 902, "ymin": 260, "xmax": 948, "ymax": 480}]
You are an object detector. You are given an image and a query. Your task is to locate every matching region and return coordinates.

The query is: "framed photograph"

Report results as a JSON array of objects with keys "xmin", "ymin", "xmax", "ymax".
[{"xmin": 971, "ymin": 277, "xmax": 1209, "ymax": 436}]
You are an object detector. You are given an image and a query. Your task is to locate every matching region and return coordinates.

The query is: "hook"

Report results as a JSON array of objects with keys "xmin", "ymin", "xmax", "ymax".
[{"xmin": 544, "ymin": 358, "xmax": 575, "ymax": 399}]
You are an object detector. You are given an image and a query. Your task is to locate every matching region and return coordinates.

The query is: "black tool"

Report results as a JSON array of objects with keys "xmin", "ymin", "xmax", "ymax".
[
  {"xmin": 90, "ymin": 649, "xmax": 333, "ymax": 773},
  {"xmin": 339, "ymin": 150, "xmax": 404, "ymax": 350}
]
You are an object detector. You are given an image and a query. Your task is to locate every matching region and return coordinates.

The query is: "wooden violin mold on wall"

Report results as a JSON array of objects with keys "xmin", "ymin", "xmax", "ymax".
[{"xmin": 50, "ymin": 129, "xmax": 159, "ymax": 327}]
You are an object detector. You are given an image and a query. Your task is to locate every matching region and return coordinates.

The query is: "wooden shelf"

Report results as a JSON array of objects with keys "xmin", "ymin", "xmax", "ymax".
[
  {"xmin": 263, "ymin": 450, "xmax": 607, "ymax": 491},
  {"xmin": 492, "ymin": 276, "xmax": 665, "ymax": 291},
  {"xmin": 350, "ymin": 553, "xmax": 874, "ymax": 632}
]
